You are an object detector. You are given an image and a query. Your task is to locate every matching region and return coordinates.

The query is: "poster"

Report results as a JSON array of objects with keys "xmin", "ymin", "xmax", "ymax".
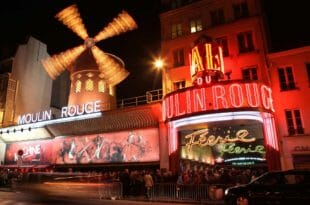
[
  {"xmin": 53, "ymin": 128, "xmax": 160, "ymax": 164},
  {"xmin": 5, "ymin": 140, "xmax": 53, "ymax": 165},
  {"xmin": 5, "ymin": 128, "xmax": 160, "ymax": 165}
]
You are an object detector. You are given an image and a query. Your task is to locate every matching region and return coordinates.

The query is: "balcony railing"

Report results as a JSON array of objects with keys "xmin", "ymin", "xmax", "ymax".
[{"xmin": 117, "ymin": 89, "xmax": 163, "ymax": 108}]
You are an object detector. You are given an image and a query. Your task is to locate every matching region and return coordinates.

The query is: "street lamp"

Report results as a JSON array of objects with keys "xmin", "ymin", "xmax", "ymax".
[
  {"xmin": 154, "ymin": 59, "xmax": 164, "ymax": 70},
  {"xmin": 153, "ymin": 58, "xmax": 167, "ymax": 96}
]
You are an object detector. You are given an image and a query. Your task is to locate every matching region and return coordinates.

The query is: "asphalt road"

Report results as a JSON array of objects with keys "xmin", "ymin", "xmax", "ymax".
[{"xmin": 0, "ymin": 191, "xmax": 198, "ymax": 205}]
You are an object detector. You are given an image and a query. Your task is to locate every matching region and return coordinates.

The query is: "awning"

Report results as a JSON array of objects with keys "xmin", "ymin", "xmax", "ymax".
[{"xmin": 46, "ymin": 105, "xmax": 160, "ymax": 136}]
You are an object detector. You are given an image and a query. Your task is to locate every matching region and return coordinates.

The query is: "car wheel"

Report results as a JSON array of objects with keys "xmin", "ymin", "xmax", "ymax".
[{"xmin": 236, "ymin": 196, "xmax": 249, "ymax": 205}]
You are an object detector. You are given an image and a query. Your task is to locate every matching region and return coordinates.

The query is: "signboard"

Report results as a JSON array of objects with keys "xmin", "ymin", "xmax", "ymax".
[
  {"xmin": 4, "ymin": 128, "xmax": 160, "ymax": 165},
  {"xmin": 5, "ymin": 140, "xmax": 53, "ymax": 165},
  {"xmin": 179, "ymin": 121, "xmax": 266, "ymax": 166},
  {"xmin": 17, "ymin": 100, "xmax": 101, "ymax": 125},
  {"xmin": 163, "ymin": 82, "xmax": 274, "ymax": 121},
  {"xmin": 189, "ymin": 36, "xmax": 225, "ymax": 84},
  {"xmin": 53, "ymin": 128, "xmax": 160, "ymax": 164}
]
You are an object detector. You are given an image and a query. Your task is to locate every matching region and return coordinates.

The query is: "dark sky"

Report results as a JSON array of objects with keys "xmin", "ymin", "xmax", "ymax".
[
  {"xmin": 0, "ymin": 0, "xmax": 162, "ymax": 99},
  {"xmin": 0, "ymin": 0, "xmax": 309, "ymax": 99}
]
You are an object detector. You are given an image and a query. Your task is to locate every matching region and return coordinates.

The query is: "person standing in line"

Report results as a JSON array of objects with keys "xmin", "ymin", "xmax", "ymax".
[{"xmin": 143, "ymin": 170, "xmax": 154, "ymax": 199}]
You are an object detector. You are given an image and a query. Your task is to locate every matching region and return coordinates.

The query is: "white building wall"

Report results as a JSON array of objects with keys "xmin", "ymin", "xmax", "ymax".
[
  {"xmin": 11, "ymin": 37, "xmax": 52, "ymax": 121},
  {"xmin": 0, "ymin": 140, "xmax": 6, "ymax": 165}
]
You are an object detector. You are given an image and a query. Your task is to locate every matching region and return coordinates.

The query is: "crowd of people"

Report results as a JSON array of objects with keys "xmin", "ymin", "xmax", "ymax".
[{"xmin": 1, "ymin": 165, "xmax": 267, "ymax": 198}]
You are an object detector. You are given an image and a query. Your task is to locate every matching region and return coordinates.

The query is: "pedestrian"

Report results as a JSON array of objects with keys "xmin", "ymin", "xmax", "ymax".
[{"xmin": 143, "ymin": 170, "xmax": 154, "ymax": 199}]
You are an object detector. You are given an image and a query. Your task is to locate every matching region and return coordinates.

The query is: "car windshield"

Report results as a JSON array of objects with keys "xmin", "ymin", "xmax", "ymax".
[{"xmin": 250, "ymin": 171, "xmax": 310, "ymax": 186}]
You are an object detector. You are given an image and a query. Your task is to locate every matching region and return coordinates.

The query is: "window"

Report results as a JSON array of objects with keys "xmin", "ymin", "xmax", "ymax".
[
  {"xmin": 285, "ymin": 109, "xmax": 304, "ymax": 135},
  {"xmin": 85, "ymin": 79, "xmax": 94, "ymax": 91},
  {"xmin": 242, "ymin": 67, "xmax": 258, "ymax": 80},
  {"xmin": 237, "ymin": 31, "xmax": 255, "ymax": 53},
  {"xmin": 98, "ymin": 80, "xmax": 105, "ymax": 92},
  {"xmin": 171, "ymin": 23, "xmax": 182, "ymax": 39},
  {"xmin": 233, "ymin": 2, "xmax": 249, "ymax": 19},
  {"xmin": 173, "ymin": 48, "xmax": 185, "ymax": 67},
  {"xmin": 210, "ymin": 8, "xmax": 225, "ymax": 26},
  {"xmin": 306, "ymin": 63, "xmax": 310, "ymax": 86},
  {"xmin": 190, "ymin": 19, "xmax": 202, "ymax": 33},
  {"xmin": 75, "ymin": 80, "xmax": 82, "ymax": 93},
  {"xmin": 216, "ymin": 37, "xmax": 229, "ymax": 57},
  {"xmin": 278, "ymin": 66, "xmax": 296, "ymax": 90},
  {"xmin": 173, "ymin": 80, "xmax": 186, "ymax": 90}
]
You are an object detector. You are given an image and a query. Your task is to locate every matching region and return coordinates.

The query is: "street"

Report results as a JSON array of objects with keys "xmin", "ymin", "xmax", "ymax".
[{"xmin": 0, "ymin": 191, "xmax": 200, "ymax": 205}]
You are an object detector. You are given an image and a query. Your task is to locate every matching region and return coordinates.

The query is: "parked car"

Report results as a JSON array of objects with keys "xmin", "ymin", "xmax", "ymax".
[{"xmin": 224, "ymin": 169, "xmax": 310, "ymax": 205}]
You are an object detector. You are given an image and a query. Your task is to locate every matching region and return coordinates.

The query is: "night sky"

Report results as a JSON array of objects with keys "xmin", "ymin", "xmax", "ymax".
[{"xmin": 0, "ymin": 0, "xmax": 309, "ymax": 99}]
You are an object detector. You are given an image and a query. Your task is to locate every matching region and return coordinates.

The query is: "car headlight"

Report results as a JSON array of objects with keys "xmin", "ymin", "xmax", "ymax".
[{"xmin": 224, "ymin": 188, "xmax": 229, "ymax": 196}]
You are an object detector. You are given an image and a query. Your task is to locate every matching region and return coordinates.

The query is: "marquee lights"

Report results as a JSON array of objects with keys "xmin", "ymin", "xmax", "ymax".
[
  {"xmin": 172, "ymin": 111, "xmax": 263, "ymax": 128},
  {"xmin": 224, "ymin": 157, "xmax": 265, "ymax": 162},
  {"xmin": 163, "ymin": 82, "xmax": 274, "ymax": 121}
]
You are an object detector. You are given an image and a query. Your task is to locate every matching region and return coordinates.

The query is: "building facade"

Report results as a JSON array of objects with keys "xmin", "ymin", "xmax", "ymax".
[
  {"xmin": 159, "ymin": 0, "xmax": 309, "ymax": 171},
  {"xmin": 0, "ymin": 0, "xmax": 309, "ymax": 172},
  {"xmin": 268, "ymin": 46, "xmax": 310, "ymax": 170}
]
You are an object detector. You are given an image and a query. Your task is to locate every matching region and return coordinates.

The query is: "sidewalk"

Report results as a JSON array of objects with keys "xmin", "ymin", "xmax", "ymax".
[
  {"xmin": 0, "ymin": 186, "xmax": 225, "ymax": 204},
  {"xmin": 122, "ymin": 195, "xmax": 225, "ymax": 204}
]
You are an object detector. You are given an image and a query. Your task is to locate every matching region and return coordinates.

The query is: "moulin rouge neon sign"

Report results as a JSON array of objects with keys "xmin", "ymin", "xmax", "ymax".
[
  {"xmin": 163, "ymin": 82, "xmax": 274, "ymax": 120},
  {"xmin": 17, "ymin": 100, "xmax": 101, "ymax": 125}
]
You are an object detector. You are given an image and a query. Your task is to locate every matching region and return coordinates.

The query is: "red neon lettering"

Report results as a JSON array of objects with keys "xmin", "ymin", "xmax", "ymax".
[
  {"xmin": 193, "ymin": 88, "xmax": 207, "ymax": 112},
  {"xmin": 212, "ymin": 85, "xmax": 228, "ymax": 109},
  {"xmin": 166, "ymin": 96, "xmax": 174, "ymax": 119},
  {"xmin": 186, "ymin": 90, "xmax": 192, "ymax": 114},
  {"xmin": 175, "ymin": 93, "xmax": 186, "ymax": 116},
  {"xmin": 261, "ymin": 85, "xmax": 275, "ymax": 112},
  {"xmin": 197, "ymin": 77, "xmax": 203, "ymax": 85},
  {"xmin": 229, "ymin": 84, "xmax": 243, "ymax": 107},
  {"xmin": 245, "ymin": 83, "xmax": 260, "ymax": 107}
]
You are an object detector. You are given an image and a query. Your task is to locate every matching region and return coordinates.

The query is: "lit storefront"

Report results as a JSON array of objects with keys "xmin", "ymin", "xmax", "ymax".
[
  {"xmin": 163, "ymin": 37, "xmax": 281, "ymax": 172},
  {"xmin": 0, "ymin": 104, "xmax": 163, "ymax": 171},
  {"xmin": 4, "ymin": 128, "xmax": 159, "ymax": 166}
]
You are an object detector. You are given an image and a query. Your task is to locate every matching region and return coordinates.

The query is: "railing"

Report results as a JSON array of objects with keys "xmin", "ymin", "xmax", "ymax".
[
  {"xmin": 117, "ymin": 89, "xmax": 162, "ymax": 108},
  {"xmin": 149, "ymin": 183, "xmax": 233, "ymax": 202},
  {"xmin": 98, "ymin": 182, "xmax": 123, "ymax": 200}
]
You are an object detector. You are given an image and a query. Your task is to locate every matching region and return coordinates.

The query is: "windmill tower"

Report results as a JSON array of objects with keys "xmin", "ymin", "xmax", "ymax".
[{"xmin": 42, "ymin": 5, "xmax": 137, "ymax": 110}]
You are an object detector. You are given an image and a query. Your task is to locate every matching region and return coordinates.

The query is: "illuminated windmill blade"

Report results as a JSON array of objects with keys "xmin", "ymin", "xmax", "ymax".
[
  {"xmin": 91, "ymin": 46, "xmax": 129, "ymax": 86},
  {"xmin": 42, "ymin": 45, "xmax": 85, "ymax": 79},
  {"xmin": 55, "ymin": 4, "xmax": 89, "ymax": 40},
  {"xmin": 107, "ymin": 69, "xmax": 129, "ymax": 86},
  {"xmin": 94, "ymin": 10, "xmax": 137, "ymax": 42}
]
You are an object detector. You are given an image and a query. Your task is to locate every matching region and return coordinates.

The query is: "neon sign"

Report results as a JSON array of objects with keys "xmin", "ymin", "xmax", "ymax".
[
  {"xmin": 220, "ymin": 143, "xmax": 265, "ymax": 154},
  {"xmin": 163, "ymin": 82, "xmax": 274, "ymax": 121},
  {"xmin": 185, "ymin": 128, "xmax": 255, "ymax": 152},
  {"xmin": 179, "ymin": 123, "xmax": 266, "ymax": 165},
  {"xmin": 17, "ymin": 100, "xmax": 101, "ymax": 125},
  {"xmin": 190, "ymin": 38, "xmax": 225, "ymax": 84}
]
